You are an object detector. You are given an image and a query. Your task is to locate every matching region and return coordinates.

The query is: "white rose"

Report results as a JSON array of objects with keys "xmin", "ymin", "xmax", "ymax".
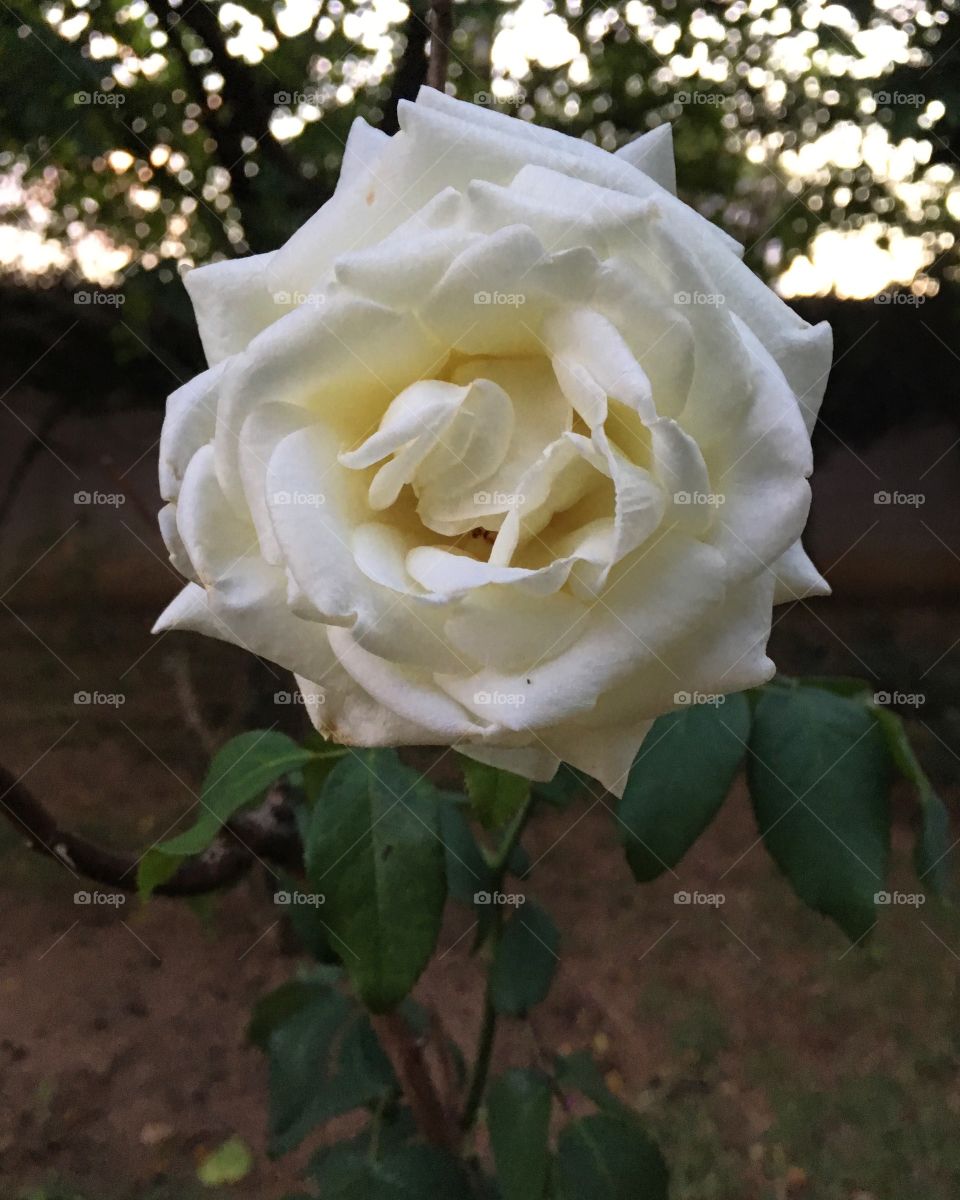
[{"xmin": 155, "ymin": 88, "xmax": 831, "ymax": 796}]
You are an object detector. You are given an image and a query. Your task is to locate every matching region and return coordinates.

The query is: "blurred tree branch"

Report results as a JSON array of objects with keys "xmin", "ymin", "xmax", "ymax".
[
  {"xmin": 379, "ymin": 2, "xmax": 431, "ymax": 134},
  {"xmin": 0, "ymin": 764, "xmax": 303, "ymax": 896}
]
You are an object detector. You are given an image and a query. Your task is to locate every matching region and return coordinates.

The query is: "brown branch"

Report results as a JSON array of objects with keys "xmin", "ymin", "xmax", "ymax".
[
  {"xmin": 0, "ymin": 764, "xmax": 302, "ymax": 896},
  {"xmin": 426, "ymin": 0, "xmax": 453, "ymax": 92},
  {"xmin": 379, "ymin": 2, "xmax": 431, "ymax": 134},
  {"xmin": 370, "ymin": 1009, "xmax": 460, "ymax": 1150}
]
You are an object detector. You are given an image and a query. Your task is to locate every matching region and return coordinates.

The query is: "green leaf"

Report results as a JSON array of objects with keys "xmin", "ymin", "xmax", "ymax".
[
  {"xmin": 532, "ymin": 764, "xmax": 590, "ymax": 809},
  {"xmin": 440, "ymin": 803, "xmax": 494, "ymax": 907},
  {"xmin": 795, "ymin": 675, "xmax": 874, "ymax": 700},
  {"xmin": 462, "ymin": 756, "xmax": 531, "ymax": 830},
  {"xmin": 197, "ymin": 1136, "xmax": 253, "ymax": 1186},
  {"xmin": 160, "ymin": 731, "xmax": 317, "ymax": 858},
  {"xmin": 267, "ymin": 984, "xmax": 395, "ymax": 1156},
  {"xmin": 554, "ymin": 1050, "xmax": 632, "ymax": 1119},
  {"xmin": 491, "ymin": 902, "xmax": 559, "ymax": 1015},
  {"xmin": 247, "ymin": 971, "xmax": 340, "ymax": 1050},
  {"xmin": 618, "ymin": 693, "xmax": 750, "ymax": 881},
  {"xmin": 305, "ymin": 750, "xmax": 447, "ymax": 1011},
  {"xmin": 488, "ymin": 1068, "xmax": 553, "ymax": 1200},
  {"xmin": 556, "ymin": 1114, "xmax": 668, "ymax": 1200},
  {"xmin": 310, "ymin": 1143, "xmax": 472, "ymax": 1198},
  {"xmin": 872, "ymin": 707, "xmax": 951, "ymax": 896},
  {"xmin": 136, "ymin": 847, "xmax": 183, "ymax": 901},
  {"xmin": 303, "ymin": 743, "xmax": 344, "ymax": 806},
  {"xmin": 748, "ymin": 686, "xmax": 892, "ymax": 941},
  {"xmin": 307, "ymin": 1109, "xmax": 419, "ymax": 1182}
]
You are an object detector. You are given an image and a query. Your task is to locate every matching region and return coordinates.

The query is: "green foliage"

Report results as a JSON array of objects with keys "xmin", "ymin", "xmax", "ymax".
[
  {"xmin": 748, "ymin": 684, "xmax": 892, "ymax": 942},
  {"xmin": 305, "ymin": 750, "xmax": 447, "ymax": 1011},
  {"xmin": 872, "ymin": 705, "xmax": 952, "ymax": 897},
  {"xmin": 555, "ymin": 1113, "xmax": 669, "ymax": 1200},
  {"xmin": 309, "ymin": 1142, "xmax": 473, "ymax": 1198},
  {"xmin": 462, "ymin": 756, "xmax": 531, "ymax": 831},
  {"xmin": 196, "ymin": 1136, "xmax": 253, "ymax": 1186},
  {"xmin": 4, "ymin": 0, "xmax": 957, "ymax": 389},
  {"xmin": 440, "ymin": 800, "xmax": 495, "ymax": 907},
  {"xmin": 618, "ymin": 693, "xmax": 751, "ymax": 881},
  {"xmin": 487, "ymin": 1068, "xmax": 553, "ymax": 1200},
  {"xmin": 491, "ymin": 902, "xmax": 559, "ymax": 1016},
  {"xmin": 263, "ymin": 977, "xmax": 396, "ymax": 1156},
  {"xmin": 554, "ymin": 1050, "xmax": 634, "ymax": 1120},
  {"xmin": 125, "ymin": 672, "xmax": 948, "ymax": 1196},
  {"xmin": 137, "ymin": 730, "xmax": 323, "ymax": 898}
]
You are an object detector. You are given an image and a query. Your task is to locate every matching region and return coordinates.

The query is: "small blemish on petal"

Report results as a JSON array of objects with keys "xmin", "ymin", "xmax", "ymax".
[{"xmin": 365, "ymin": 189, "xmax": 375, "ymax": 206}]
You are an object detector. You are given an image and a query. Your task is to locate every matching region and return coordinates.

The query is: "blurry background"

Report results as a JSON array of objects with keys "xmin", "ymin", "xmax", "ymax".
[{"xmin": 1, "ymin": 2, "xmax": 959, "ymax": 1197}]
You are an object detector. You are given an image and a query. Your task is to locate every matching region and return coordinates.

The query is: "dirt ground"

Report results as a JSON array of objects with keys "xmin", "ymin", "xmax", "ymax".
[{"xmin": 1, "ymin": 595, "xmax": 959, "ymax": 1200}]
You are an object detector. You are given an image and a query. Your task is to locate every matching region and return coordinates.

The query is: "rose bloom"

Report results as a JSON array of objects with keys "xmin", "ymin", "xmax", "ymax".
[{"xmin": 155, "ymin": 89, "xmax": 831, "ymax": 795}]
